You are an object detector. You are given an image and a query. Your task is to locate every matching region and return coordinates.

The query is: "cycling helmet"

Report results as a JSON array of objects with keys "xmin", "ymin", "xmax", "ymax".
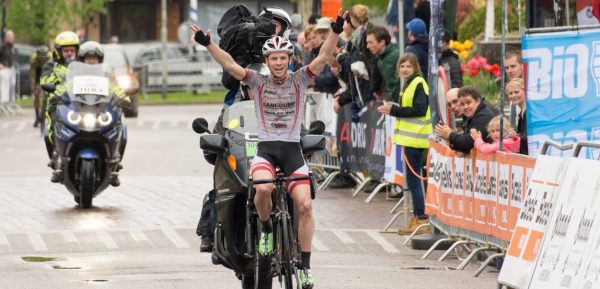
[
  {"xmin": 54, "ymin": 31, "xmax": 80, "ymax": 61},
  {"xmin": 260, "ymin": 7, "xmax": 292, "ymax": 38},
  {"xmin": 262, "ymin": 36, "xmax": 295, "ymax": 57},
  {"xmin": 78, "ymin": 41, "xmax": 104, "ymax": 63}
]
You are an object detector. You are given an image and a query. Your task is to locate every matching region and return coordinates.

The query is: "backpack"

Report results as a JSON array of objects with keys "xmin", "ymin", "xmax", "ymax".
[{"xmin": 217, "ymin": 5, "xmax": 275, "ymax": 89}]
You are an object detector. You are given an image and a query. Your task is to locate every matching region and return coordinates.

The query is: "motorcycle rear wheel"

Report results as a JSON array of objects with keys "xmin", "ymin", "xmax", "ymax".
[{"xmin": 79, "ymin": 159, "xmax": 94, "ymax": 209}]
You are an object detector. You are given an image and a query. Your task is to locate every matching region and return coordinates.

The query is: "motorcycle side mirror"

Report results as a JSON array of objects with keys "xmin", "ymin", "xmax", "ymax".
[
  {"xmin": 192, "ymin": 118, "xmax": 211, "ymax": 134},
  {"xmin": 308, "ymin": 120, "xmax": 325, "ymax": 135},
  {"xmin": 41, "ymin": 83, "xmax": 56, "ymax": 93}
]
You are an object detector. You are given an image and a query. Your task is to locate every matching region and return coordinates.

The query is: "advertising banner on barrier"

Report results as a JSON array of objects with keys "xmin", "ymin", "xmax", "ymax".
[
  {"xmin": 498, "ymin": 155, "xmax": 570, "ymax": 289},
  {"xmin": 523, "ymin": 30, "xmax": 600, "ymax": 159},
  {"xmin": 383, "ymin": 115, "xmax": 404, "ymax": 185},
  {"xmin": 336, "ymin": 101, "xmax": 386, "ymax": 179},
  {"xmin": 527, "ymin": 158, "xmax": 600, "ymax": 289},
  {"xmin": 425, "ymin": 139, "xmax": 536, "ymax": 242}
]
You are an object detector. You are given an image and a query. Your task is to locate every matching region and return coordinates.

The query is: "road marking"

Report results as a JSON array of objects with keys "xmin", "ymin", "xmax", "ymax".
[
  {"xmin": 0, "ymin": 234, "xmax": 10, "ymax": 252},
  {"xmin": 366, "ymin": 230, "xmax": 399, "ymax": 254},
  {"xmin": 332, "ymin": 229, "xmax": 355, "ymax": 244},
  {"xmin": 311, "ymin": 235, "xmax": 330, "ymax": 252},
  {"xmin": 28, "ymin": 233, "xmax": 48, "ymax": 252},
  {"xmin": 96, "ymin": 230, "xmax": 118, "ymax": 249},
  {"xmin": 161, "ymin": 228, "xmax": 190, "ymax": 248},
  {"xmin": 130, "ymin": 229, "xmax": 149, "ymax": 243},
  {"xmin": 61, "ymin": 231, "xmax": 79, "ymax": 243}
]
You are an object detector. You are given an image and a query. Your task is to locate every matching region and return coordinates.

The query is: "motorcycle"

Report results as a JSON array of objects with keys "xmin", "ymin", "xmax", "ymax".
[
  {"xmin": 192, "ymin": 100, "xmax": 325, "ymax": 288},
  {"xmin": 42, "ymin": 62, "xmax": 128, "ymax": 209}
]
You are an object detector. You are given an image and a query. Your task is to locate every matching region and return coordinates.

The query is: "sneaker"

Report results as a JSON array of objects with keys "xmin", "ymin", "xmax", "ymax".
[
  {"xmin": 200, "ymin": 236, "xmax": 213, "ymax": 252},
  {"xmin": 328, "ymin": 174, "xmax": 356, "ymax": 189},
  {"xmin": 398, "ymin": 216, "xmax": 430, "ymax": 235},
  {"xmin": 257, "ymin": 232, "xmax": 273, "ymax": 256},
  {"xmin": 298, "ymin": 268, "xmax": 314, "ymax": 289}
]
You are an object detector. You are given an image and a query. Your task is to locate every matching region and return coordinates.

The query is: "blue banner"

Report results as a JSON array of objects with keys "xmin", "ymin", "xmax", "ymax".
[{"xmin": 523, "ymin": 30, "xmax": 600, "ymax": 159}]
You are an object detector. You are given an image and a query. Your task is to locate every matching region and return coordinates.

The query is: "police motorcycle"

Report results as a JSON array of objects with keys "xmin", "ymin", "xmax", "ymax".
[
  {"xmin": 192, "ymin": 101, "xmax": 325, "ymax": 288},
  {"xmin": 42, "ymin": 62, "xmax": 127, "ymax": 209}
]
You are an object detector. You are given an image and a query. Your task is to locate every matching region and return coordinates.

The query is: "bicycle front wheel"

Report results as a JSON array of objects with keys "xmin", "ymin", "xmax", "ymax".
[{"xmin": 277, "ymin": 213, "xmax": 295, "ymax": 289}]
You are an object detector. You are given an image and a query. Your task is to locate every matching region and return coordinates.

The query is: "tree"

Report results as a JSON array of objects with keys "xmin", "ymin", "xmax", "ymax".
[{"xmin": 6, "ymin": 0, "xmax": 109, "ymax": 45}]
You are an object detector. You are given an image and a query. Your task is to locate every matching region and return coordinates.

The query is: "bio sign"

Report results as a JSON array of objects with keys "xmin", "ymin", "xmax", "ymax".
[{"xmin": 523, "ymin": 30, "xmax": 600, "ymax": 159}]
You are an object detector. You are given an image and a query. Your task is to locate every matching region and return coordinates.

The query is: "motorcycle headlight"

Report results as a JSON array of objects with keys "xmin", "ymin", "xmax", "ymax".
[
  {"xmin": 116, "ymin": 75, "xmax": 131, "ymax": 90},
  {"xmin": 82, "ymin": 113, "xmax": 97, "ymax": 129},
  {"xmin": 67, "ymin": 110, "xmax": 82, "ymax": 125},
  {"xmin": 97, "ymin": 111, "xmax": 113, "ymax": 126}
]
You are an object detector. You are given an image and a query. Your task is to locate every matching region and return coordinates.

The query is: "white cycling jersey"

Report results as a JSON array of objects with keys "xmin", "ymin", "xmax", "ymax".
[{"xmin": 242, "ymin": 66, "xmax": 316, "ymax": 142}]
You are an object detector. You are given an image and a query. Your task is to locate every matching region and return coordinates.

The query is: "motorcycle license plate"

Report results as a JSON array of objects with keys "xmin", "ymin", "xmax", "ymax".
[{"xmin": 246, "ymin": 141, "xmax": 257, "ymax": 157}]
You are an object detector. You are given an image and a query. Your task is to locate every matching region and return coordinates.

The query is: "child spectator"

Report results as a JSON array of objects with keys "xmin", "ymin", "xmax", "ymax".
[{"xmin": 470, "ymin": 116, "xmax": 520, "ymax": 155}]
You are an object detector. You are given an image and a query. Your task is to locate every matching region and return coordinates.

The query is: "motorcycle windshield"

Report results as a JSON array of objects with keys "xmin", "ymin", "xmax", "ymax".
[
  {"xmin": 222, "ymin": 101, "xmax": 258, "ymax": 136},
  {"xmin": 66, "ymin": 62, "xmax": 112, "ymax": 105}
]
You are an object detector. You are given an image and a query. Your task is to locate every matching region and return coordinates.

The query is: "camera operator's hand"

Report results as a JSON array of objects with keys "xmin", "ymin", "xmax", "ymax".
[
  {"xmin": 189, "ymin": 24, "xmax": 211, "ymax": 46},
  {"xmin": 331, "ymin": 9, "xmax": 348, "ymax": 34}
]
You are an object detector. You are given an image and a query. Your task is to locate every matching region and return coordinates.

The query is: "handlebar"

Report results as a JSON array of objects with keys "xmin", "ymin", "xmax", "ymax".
[{"xmin": 251, "ymin": 175, "xmax": 310, "ymax": 185}]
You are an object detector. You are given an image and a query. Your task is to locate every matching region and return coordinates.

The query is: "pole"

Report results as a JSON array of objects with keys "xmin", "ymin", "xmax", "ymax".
[
  {"xmin": 484, "ymin": 0, "xmax": 494, "ymax": 41},
  {"xmin": 1, "ymin": 0, "xmax": 6, "ymax": 39},
  {"xmin": 499, "ymin": 0, "xmax": 506, "ymax": 151},
  {"xmin": 397, "ymin": 0, "xmax": 404, "ymax": 55},
  {"xmin": 189, "ymin": 0, "xmax": 198, "ymax": 59},
  {"xmin": 160, "ymin": 0, "xmax": 167, "ymax": 100}
]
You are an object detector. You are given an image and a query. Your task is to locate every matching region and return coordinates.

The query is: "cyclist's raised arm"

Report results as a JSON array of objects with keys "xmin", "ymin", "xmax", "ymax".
[
  {"xmin": 308, "ymin": 9, "xmax": 348, "ymax": 76},
  {"xmin": 189, "ymin": 24, "xmax": 246, "ymax": 81}
]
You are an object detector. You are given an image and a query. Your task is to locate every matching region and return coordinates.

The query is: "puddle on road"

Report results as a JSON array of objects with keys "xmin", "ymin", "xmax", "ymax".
[{"xmin": 21, "ymin": 256, "xmax": 61, "ymax": 262}]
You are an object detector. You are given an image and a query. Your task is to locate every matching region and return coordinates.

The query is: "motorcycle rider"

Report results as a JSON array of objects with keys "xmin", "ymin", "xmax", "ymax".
[
  {"xmin": 190, "ymin": 9, "xmax": 347, "ymax": 289},
  {"xmin": 41, "ymin": 31, "xmax": 79, "ymax": 182},
  {"xmin": 197, "ymin": 6, "xmax": 293, "ymax": 252},
  {"xmin": 46, "ymin": 40, "xmax": 130, "ymax": 186}
]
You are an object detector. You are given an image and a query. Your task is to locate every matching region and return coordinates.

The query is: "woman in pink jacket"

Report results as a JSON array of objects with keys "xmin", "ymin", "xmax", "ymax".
[{"xmin": 469, "ymin": 116, "xmax": 520, "ymax": 154}]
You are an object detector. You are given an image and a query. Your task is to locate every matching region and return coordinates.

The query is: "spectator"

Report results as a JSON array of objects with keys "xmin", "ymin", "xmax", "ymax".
[
  {"xmin": 445, "ymin": 87, "xmax": 462, "ymax": 117},
  {"xmin": 308, "ymin": 14, "xmax": 320, "ymax": 25},
  {"xmin": 433, "ymin": 86, "xmax": 496, "ymax": 153},
  {"xmin": 30, "ymin": 46, "xmax": 50, "ymax": 128},
  {"xmin": 470, "ymin": 116, "xmax": 520, "ymax": 155},
  {"xmin": 504, "ymin": 50, "xmax": 524, "ymax": 131},
  {"xmin": 312, "ymin": 18, "xmax": 340, "ymax": 95},
  {"xmin": 440, "ymin": 29, "xmax": 463, "ymax": 88},
  {"xmin": 0, "ymin": 30, "xmax": 15, "ymax": 104},
  {"xmin": 301, "ymin": 25, "xmax": 315, "ymax": 65},
  {"xmin": 414, "ymin": 0, "xmax": 431, "ymax": 33},
  {"xmin": 405, "ymin": 18, "xmax": 429, "ymax": 79},
  {"xmin": 506, "ymin": 78, "xmax": 528, "ymax": 155},
  {"xmin": 385, "ymin": 0, "xmax": 416, "ymax": 44},
  {"xmin": 366, "ymin": 26, "xmax": 400, "ymax": 103},
  {"xmin": 307, "ymin": 26, "xmax": 323, "ymax": 65},
  {"xmin": 315, "ymin": 17, "xmax": 345, "ymax": 47},
  {"xmin": 377, "ymin": 53, "xmax": 431, "ymax": 234}
]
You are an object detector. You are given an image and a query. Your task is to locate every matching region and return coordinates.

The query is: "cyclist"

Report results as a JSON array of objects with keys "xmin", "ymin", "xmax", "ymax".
[
  {"xmin": 30, "ymin": 46, "xmax": 50, "ymax": 128},
  {"xmin": 41, "ymin": 31, "xmax": 79, "ymax": 180},
  {"xmin": 190, "ymin": 9, "xmax": 347, "ymax": 289}
]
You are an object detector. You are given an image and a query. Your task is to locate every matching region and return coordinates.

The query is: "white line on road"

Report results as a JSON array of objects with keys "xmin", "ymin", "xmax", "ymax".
[
  {"xmin": 332, "ymin": 229, "xmax": 355, "ymax": 244},
  {"xmin": 366, "ymin": 230, "xmax": 399, "ymax": 254},
  {"xmin": 161, "ymin": 228, "xmax": 190, "ymax": 249},
  {"xmin": 96, "ymin": 230, "xmax": 118, "ymax": 249},
  {"xmin": 61, "ymin": 231, "xmax": 79, "ymax": 243},
  {"xmin": 311, "ymin": 235, "xmax": 330, "ymax": 252},
  {"xmin": 28, "ymin": 233, "xmax": 48, "ymax": 252},
  {"xmin": 130, "ymin": 229, "xmax": 149, "ymax": 243}
]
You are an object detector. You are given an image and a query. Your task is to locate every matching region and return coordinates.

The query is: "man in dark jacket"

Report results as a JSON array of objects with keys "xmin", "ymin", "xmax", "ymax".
[
  {"xmin": 366, "ymin": 26, "xmax": 400, "ymax": 103},
  {"xmin": 434, "ymin": 86, "xmax": 496, "ymax": 153},
  {"xmin": 440, "ymin": 30, "xmax": 463, "ymax": 88},
  {"xmin": 405, "ymin": 18, "xmax": 429, "ymax": 78}
]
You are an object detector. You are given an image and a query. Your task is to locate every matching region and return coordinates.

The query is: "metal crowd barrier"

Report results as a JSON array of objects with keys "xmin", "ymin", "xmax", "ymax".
[
  {"xmin": 137, "ymin": 59, "xmax": 223, "ymax": 95},
  {"xmin": 0, "ymin": 67, "xmax": 23, "ymax": 117}
]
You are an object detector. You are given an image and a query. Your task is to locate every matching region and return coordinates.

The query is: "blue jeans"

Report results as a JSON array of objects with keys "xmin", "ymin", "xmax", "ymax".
[{"xmin": 404, "ymin": 147, "xmax": 426, "ymax": 217}]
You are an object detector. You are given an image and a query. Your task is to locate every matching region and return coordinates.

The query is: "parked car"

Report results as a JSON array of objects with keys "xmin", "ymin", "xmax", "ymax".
[
  {"xmin": 102, "ymin": 44, "xmax": 140, "ymax": 117},
  {"xmin": 122, "ymin": 42, "xmax": 222, "ymax": 93},
  {"xmin": 14, "ymin": 43, "xmax": 36, "ymax": 97}
]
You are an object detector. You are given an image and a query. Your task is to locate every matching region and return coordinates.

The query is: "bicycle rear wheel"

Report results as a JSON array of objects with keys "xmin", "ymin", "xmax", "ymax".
[{"xmin": 255, "ymin": 219, "xmax": 273, "ymax": 289}]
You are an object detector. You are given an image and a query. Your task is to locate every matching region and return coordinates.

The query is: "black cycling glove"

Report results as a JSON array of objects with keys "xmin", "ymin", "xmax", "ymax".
[
  {"xmin": 331, "ymin": 15, "xmax": 345, "ymax": 34},
  {"xmin": 194, "ymin": 30, "xmax": 211, "ymax": 46}
]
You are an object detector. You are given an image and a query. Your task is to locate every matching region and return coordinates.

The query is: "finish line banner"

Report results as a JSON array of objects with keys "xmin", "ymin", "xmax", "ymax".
[
  {"xmin": 425, "ymin": 139, "xmax": 535, "ymax": 242},
  {"xmin": 523, "ymin": 30, "xmax": 600, "ymax": 159}
]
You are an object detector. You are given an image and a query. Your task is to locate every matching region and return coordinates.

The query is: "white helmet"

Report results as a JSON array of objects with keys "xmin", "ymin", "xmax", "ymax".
[
  {"xmin": 78, "ymin": 41, "xmax": 104, "ymax": 63},
  {"xmin": 262, "ymin": 36, "xmax": 295, "ymax": 57},
  {"xmin": 260, "ymin": 7, "xmax": 292, "ymax": 38}
]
